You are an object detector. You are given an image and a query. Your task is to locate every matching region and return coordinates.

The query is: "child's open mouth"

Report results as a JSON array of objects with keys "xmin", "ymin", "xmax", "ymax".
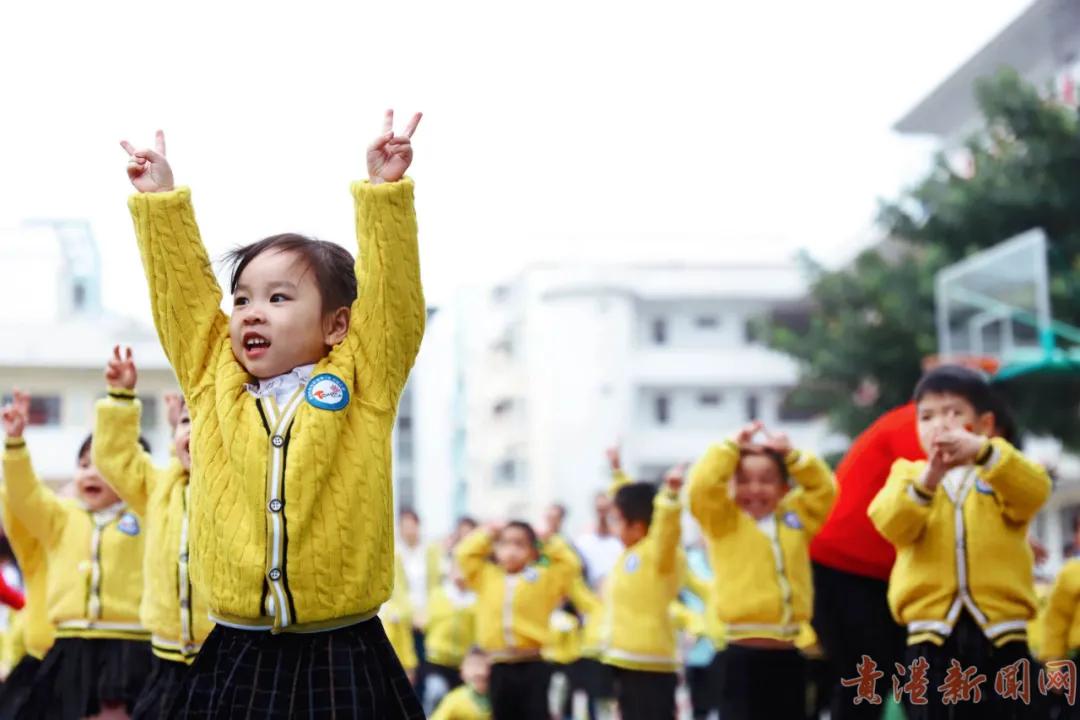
[
  {"xmin": 243, "ymin": 332, "xmax": 271, "ymax": 360},
  {"xmin": 81, "ymin": 484, "xmax": 103, "ymax": 499}
]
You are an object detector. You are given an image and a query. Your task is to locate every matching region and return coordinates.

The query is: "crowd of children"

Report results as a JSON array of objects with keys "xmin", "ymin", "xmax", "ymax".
[{"xmin": 0, "ymin": 110, "xmax": 1073, "ymax": 720}]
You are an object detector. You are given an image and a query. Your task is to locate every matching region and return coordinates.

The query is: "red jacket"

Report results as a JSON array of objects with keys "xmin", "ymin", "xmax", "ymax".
[
  {"xmin": 0, "ymin": 569, "xmax": 24, "ymax": 610},
  {"xmin": 810, "ymin": 404, "xmax": 926, "ymax": 581}
]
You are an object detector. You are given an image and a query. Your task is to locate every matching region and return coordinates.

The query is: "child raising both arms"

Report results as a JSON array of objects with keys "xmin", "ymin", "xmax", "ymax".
[
  {"xmin": 120, "ymin": 110, "xmax": 426, "ymax": 718},
  {"xmin": 91, "ymin": 346, "xmax": 212, "ymax": 719},
  {"xmin": 689, "ymin": 421, "xmax": 836, "ymax": 720}
]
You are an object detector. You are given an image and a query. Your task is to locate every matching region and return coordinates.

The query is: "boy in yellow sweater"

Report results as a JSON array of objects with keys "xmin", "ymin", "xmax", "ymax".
[
  {"xmin": 456, "ymin": 520, "xmax": 580, "ymax": 720},
  {"xmin": 689, "ymin": 420, "xmax": 836, "ymax": 720},
  {"xmin": 868, "ymin": 365, "xmax": 1051, "ymax": 719},
  {"xmin": 431, "ymin": 648, "xmax": 492, "ymax": 720},
  {"xmin": 92, "ymin": 346, "xmax": 214, "ymax": 719},
  {"xmin": 120, "ymin": 110, "xmax": 425, "ymax": 718},
  {"xmin": 2, "ymin": 390, "xmax": 151, "ymax": 719},
  {"xmin": 598, "ymin": 465, "xmax": 685, "ymax": 720}
]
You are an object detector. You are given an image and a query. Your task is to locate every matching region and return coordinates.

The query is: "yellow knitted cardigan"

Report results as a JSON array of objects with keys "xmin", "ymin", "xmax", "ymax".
[{"xmin": 127, "ymin": 178, "xmax": 424, "ymax": 632}]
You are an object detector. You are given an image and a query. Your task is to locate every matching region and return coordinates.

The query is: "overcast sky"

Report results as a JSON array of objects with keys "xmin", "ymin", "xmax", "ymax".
[{"xmin": 0, "ymin": 0, "xmax": 1032, "ymax": 318}]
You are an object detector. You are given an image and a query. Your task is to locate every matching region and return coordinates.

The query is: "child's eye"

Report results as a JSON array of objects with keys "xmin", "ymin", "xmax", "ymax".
[
  {"xmin": 270, "ymin": 293, "xmax": 289, "ymax": 303},
  {"xmin": 233, "ymin": 296, "xmax": 249, "ymax": 307}
]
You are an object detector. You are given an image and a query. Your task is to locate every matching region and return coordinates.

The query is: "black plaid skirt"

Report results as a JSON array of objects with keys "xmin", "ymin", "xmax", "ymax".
[
  {"xmin": 168, "ymin": 617, "xmax": 425, "ymax": 719},
  {"xmin": 0, "ymin": 655, "xmax": 41, "ymax": 720},
  {"xmin": 23, "ymin": 637, "xmax": 152, "ymax": 719},
  {"xmin": 132, "ymin": 655, "xmax": 189, "ymax": 720}
]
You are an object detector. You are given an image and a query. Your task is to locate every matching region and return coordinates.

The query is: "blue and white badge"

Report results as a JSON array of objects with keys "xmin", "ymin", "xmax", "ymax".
[
  {"xmin": 782, "ymin": 511, "xmax": 803, "ymax": 530},
  {"xmin": 975, "ymin": 478, "xmax": 995, "ymax": 495},
  {"xmin": 117, "ymin": 512, "xmax": 141, "ymax": 536},
  {"xmin": 624, "ymin": 553, "xmax": 640, "ymax": 573},
  {"xmin": 523, "ymin": 567, "xmax": 539, "ymax": 583},
  {"xmin": 305, "ymin": 374, "xmax": 350, "ymax": 411}
]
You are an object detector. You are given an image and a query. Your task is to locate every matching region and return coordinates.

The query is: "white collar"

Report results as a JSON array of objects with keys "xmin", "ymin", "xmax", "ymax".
[
  {"xmin": 942, "ymin": 466, "xmax": 975, "ymax": 504},
  {"xmin": 244, "ymin": 364, "xmax": 316, "ymax": 401},
  {"xmin": 85, "ymin": 500, "xmax": 126, "ymax": 524},
  {"xmin": 755, "ymin": 513, "xmax": 778, "ymax": 538}
]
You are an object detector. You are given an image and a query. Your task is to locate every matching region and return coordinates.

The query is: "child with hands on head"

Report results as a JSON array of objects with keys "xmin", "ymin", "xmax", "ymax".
[
  {"xmin": 120, "ymin": 110, "xmax": 426, "ymax": 718},
  {"xmin": 455, "ymin": 518, "xmax": 580, "ymax": 720},
  {"xmin": 1, "ymin": 390, "xmax": 152, "ymax": 720},
  {"xmin": 689, "ymin": 419, "xmax": 836, "ymax": 720},
  {"xmin": 868, "ymin": 365, "xmax": 1051, "ymax": 719},
  {"xmin": 92, "ymin": 346, "xmax": 211, "ymax": 719}
]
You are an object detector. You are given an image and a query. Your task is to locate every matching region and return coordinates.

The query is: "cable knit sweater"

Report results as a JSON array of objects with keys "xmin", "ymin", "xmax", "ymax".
[{"xmin": 127, "ymin": 178, "xmax": 424, "ymax": 632}]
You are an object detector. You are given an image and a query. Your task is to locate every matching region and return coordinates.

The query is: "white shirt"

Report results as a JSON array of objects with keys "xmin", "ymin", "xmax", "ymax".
[
  {"xmin": 398, "ymin": 540, "xmax": 428, "ymax": 614},
  {"xmin": 574, "ymin": 531, "xmax": 623, "ymax": 589},
  {"xmin": 245, "ymin": 364, "xmax": 316, "ymax": 407}
]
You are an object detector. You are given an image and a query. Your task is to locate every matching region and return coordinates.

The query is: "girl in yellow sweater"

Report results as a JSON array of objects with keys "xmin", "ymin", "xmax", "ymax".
[
  {"xmin": 689, "ymin": 420, "xmax": 836, "ymax": 720},
  {"xmin": 120, "ymin": 110, "xmax": 425, "ymax": 718},
  {"xmin": 2, "ymin": 391, "xmax": 151, "ymax": 719},
  {"xmin": 456, "ymin": 521, "xmax": 581, "ymax": 720},
  {"xmin": 92, "ymin": 347, "xmax": 213, "ymax": 719}
]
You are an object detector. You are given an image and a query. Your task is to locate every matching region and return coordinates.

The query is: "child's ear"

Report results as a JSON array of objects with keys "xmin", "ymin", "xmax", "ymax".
[
  {"xmin": 322, "ymin": 306, "xmax": 351, "ymax": 347},
  {"xmin": 973, "ymin": 410, "xmax": 997, "ymax": 438}
]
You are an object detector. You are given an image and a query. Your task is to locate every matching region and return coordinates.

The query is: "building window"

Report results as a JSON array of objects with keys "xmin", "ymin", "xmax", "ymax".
[
  {"xmin": 651, "ymin": 318, "xmax": 668, "ymax": 345},
  {"xmin": 396, "ymin": 416, "xmax": 413, "ymax": 431},
  {"xmin": 698, "ymin": 392, "xmax": 723, "ymax": 406},
  {"xmin": 493, "ymin": 398, "xmax": 515, "ymax": 417},
  {"xmin": 695, "ymin": 315, "xmax": 720, "ymax": 329},
  {"xmin": 73, "ymin": 281, "xmax": 87, "ymax": 311},
  {"xmin": 495, "ymin": 459, "xmax": 519, "ymax": 486},
  {"xmin": 139, "ymin": 396, "xmax": 159, "ymax": 432},
  {"xmin": 744, "ymin": 319, "xmax": 759, "ymax": 344},
  {"xmin": 745, "ymin": 393, "xmax": 760, "ymax": 422},
  {"xmin": 1, "ymin": 395, "xmax": 61, "ymax": 426},
  {"xmin": 654, "ymin": 394, "xmax": 670, "ymax": 425}
]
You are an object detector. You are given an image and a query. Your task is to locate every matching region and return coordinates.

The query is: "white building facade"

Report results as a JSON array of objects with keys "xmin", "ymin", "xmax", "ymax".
[
  {"xmin": 454, "ymin": 263, "xmax": 829, "ymax": 535},
  {"xmin": 0, "ymin": 222, "xmax": 178, "ymax": 484}
]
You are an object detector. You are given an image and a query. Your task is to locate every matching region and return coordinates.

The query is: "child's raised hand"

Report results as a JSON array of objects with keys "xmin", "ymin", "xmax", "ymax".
[
  {"xmin": 105, "ymin": 345, "xmax": 138, "ymax": 391},
  {"xmin": 664, "ymin": 463, "xmax": 688, "ymax": 493},
  {"xmin": 921, "ymin": 447, "xmax": 948, "ymax": 491},
  {"xmin": 605, "ymin": 445, "xmax": 622, "ymax": 471},
  {"xmin": 120, "ymin": 130, "xmax": 174, "ymax": 193},
  {"xmin": 933, "ymin": 428, "xmax": 984, "ymax": 468},
  {"xmin": 732, "ymin": 420, "xmax": 764, "ymax": 447},
  {"xmin": 367, "ymin": 110, "xmax": 422, "ymax": 185},
  {"xmin": 761, "ymin": 431, "xmax": 792, "ymax": 457},
  {"xmin": 1, "ymin": 391, "xmax": 30, "ymax": 439},
  {"xmin": 164, "ymin": 392, "xmax": 184, "ymax": 432}
]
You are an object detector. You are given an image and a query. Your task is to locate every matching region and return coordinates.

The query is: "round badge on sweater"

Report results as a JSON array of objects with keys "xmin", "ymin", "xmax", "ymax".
[
  {"xmin": 624, "ymin": 553, "xmax": 640, "ymax": 573},
  {"xmin": 117, "ymin": 512, "xmax": 141, "ymax": 536},
  {"xmin": 523, "ymin": 567, "xmax": 539, "ymax": 583},
  {"xmin": 305, "ymin": 374, "xmax": 350, "ymax": 411},
  {"xmin": 782, "ymin": 511, "xmax": 803, "ymax": 530}
]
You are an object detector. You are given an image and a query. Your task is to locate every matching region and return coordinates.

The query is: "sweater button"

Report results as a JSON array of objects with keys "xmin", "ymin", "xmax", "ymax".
[
  {"xmin": 271, "ymin": 435, "xmax": 285, "ymax": 448},
  {"xmin": 268, "ymin": 499, "xmax": 283, "ymax": 513},
  {"xmin": 268, "ymin": 568, "xmax": 282, "ymax": 582}
]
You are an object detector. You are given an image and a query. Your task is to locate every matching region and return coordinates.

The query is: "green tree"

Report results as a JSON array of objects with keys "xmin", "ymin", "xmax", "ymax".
[{"xmin": 771, "ymin": 69, "xmax": 1080, "ymax": 446}]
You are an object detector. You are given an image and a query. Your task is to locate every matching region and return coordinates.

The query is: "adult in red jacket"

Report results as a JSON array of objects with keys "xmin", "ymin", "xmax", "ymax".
[{"xmin": 810, "ymin": 404, "xmax": 924, "ymax": 720}]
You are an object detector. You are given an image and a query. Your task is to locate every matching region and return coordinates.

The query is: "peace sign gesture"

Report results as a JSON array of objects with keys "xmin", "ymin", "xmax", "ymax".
[
  {"xmin": 367, "ymin": 110, "xmax": 422, "ymax": 185},
  {"xmin": 119, "ymin": 130, "xmax": 174, "ymax": 193},
  {"xmin": 1, "ymin": 390, "xmax": 30, "ymax": 440}
]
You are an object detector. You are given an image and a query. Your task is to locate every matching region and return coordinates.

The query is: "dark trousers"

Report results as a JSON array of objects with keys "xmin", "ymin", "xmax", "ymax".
[
  {"xmin": 490, "ymin": 660, "xmax": 551, "ymax": 720},
  {"xmin": 719, "ymin": 644, "xmax": 807, "ymax": 720},
  {"xmin": 687, "ymin": 657, "xmax": 724, "ymax": 720},
  {"xmin": 612, "ymin": 667, "xmax": 677, "ymax": 720},
  {"xmin": 812, "ymin": 561, "xmax": 907, "ymax": 720},
  {"xmin": 904, "ymin": 611, "xmax": 1043, "ymax": 720}
]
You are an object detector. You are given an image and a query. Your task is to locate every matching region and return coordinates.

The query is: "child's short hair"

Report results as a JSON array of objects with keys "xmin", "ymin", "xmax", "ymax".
[
  {"xmin": 989, "ymin": 389, "xmax": 1019, "ymax": 445},
  {"xmin": 226, "ymin": 234, "xmax": 357, "ymax": 314},
  {"xmin": 613, "ymin": 482, "xmax": 657, "ymax": 527},
  {"xmin": 737, "ymin": 446, "xmax": 790, "ymax": 484},
  {"xmin": 78, "ymin": 433, "xmax": 151, "ymax": 461},
  {"xmin": 913, "ymin": 365, "xmax": 994, "ymax": 414},
  {"xmin": 398, "ymin": 506, "xmax": 420, "ymax": 524},
  {"xmin": 464, "ymin": 646, "xmax": 488, "ymax": 662},
  {"xmin": 501, "ymin": 520, "xmax": 538, "ymax": 548}
]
